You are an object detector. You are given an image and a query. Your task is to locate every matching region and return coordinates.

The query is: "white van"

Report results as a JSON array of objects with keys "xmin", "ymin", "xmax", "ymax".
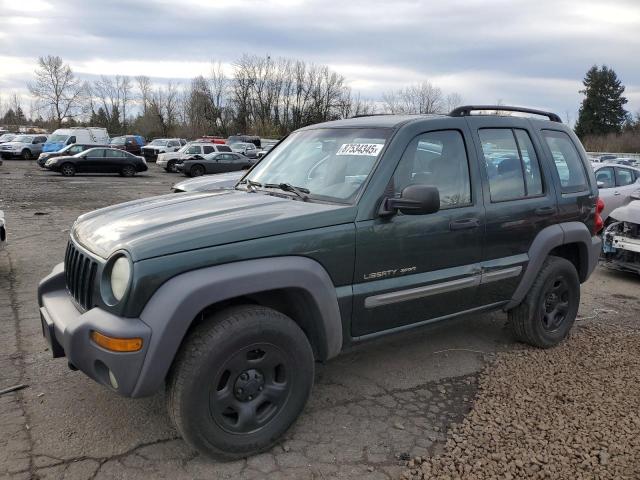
[{"xmin": 43, "ymin": 127, "xmax": 110, "ymax": 153}]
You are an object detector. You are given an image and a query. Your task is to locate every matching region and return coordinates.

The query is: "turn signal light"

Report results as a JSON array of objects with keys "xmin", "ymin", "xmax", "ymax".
[{"xmin": 90, "ymin": 331, "xmax": 143, "ymax": 352}]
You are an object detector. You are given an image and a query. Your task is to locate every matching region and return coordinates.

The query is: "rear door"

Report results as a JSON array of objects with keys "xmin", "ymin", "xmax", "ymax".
[
  {"xmin": 467, "ymin": 116, "xmax": 558, "ymax": 304},
  {"xmin": 352, "ymin": 124, "xmax": 485, "ymax": 337},
  {"xmin": 615, "ymin": 167, "xmax": 640, "ymax": 204},
  {"xmin": 105, "ymin": 149, "xmax": 127, "ymax": 173}
]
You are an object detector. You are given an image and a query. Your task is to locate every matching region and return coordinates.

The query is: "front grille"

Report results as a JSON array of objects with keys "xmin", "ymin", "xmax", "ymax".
[
  {"xmin": 143, "ymin": 149, "xmax": 157, "ymax": 160},
  {"xmin": 64, "ymin": 241, "xmax": 98, "ymax": 311}
]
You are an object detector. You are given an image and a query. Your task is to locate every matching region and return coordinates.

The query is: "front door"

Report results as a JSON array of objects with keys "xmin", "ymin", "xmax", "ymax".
[
  {"xmin": 466, "ymin": 117, "xmax": 559, "ymax": 305},
  {"xmin": 78, "ymin": 148, "xmax": 106, "ymax": 173},
  {"xmin": 352, "ymin": 127, "xmax": 485, "ymax": 338}
]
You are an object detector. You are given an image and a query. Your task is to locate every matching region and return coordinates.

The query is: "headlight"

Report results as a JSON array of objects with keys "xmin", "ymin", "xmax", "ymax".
[
  {"xmin": 45, "ymin": 159, "xmax": 54, "ymax": 166},
  {"xmin": 110, "ymin": 256, "xmax": 131, "ymax": 302}
]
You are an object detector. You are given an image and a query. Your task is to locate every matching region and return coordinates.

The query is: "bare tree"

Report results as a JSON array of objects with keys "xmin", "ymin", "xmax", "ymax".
[
  {"xmin": 28, "ymin": 55, "xmax": 85, "ymax": 127},
  {"xmin": 135, "ymin": 75, "xmax": 152, "ymax": 115},
  {"xmin": 445, "ymin": 92, "xmax": 463, "ymax": 112},
  {"xmin": 382, "ymin": 81, "xmax": 458, "ymax": 115}
]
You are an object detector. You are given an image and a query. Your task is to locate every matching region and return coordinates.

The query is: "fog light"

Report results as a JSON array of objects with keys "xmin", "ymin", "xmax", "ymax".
[
  {"xmin": 108, "ymin": 370, "xmax": 119, "ymax": 389},
  {"xmin": 90, "ymin": 331, "xmax": 142, "ymax": 352}
]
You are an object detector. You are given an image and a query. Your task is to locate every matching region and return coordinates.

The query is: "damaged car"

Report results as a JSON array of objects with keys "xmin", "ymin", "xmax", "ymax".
[{"xmin": 602, "ymin": 194, "xmax": 640, "ymax": 275}]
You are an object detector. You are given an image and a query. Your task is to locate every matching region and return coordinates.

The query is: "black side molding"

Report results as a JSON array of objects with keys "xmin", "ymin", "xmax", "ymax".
[{"xmin": 450, "ymin": 105, "xmax": 562, "ymax": 123}]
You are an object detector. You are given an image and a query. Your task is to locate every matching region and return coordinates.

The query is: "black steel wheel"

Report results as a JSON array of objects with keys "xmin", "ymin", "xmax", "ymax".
[
  {"xmin": 166, "ymin": 305, "xmax": 314, "ymax": 460},
  {"xmin": 508, "ymin": 256, "xmax": 580, "ymax": 348}
]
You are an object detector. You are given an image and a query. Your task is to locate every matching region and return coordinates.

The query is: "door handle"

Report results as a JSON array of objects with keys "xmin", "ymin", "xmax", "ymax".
[
  {"xmin": 534, "ymin": 206, "xmax": 556, "ymax": 216},
  {"xmin": 450, "ymin": 218, "xmax": 480, "ymax": 231},
  {"xmin": 613, "ymin": 191, "xmax": 621, "ymax": 196}
]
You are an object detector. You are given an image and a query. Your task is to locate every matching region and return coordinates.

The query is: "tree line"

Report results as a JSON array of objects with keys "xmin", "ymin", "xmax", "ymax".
[{"xmin": 0, "ymin": 54, "xmax": 462, "ymax": 139}]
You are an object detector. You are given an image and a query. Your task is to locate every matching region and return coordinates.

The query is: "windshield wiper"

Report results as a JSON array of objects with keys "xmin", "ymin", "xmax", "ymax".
[{"xmin": 264, "ymin": 183, "xmax": 310, "ymax": 201}]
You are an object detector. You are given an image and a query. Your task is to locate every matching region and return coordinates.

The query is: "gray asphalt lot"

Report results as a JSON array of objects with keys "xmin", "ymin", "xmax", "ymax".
[{"xmin": 0, "ymin": 159, "xmax": 638, "ymax": 480}]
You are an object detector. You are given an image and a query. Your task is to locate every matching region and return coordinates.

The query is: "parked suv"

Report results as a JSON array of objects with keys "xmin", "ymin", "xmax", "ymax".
[
  {"xmin": 39, "ymin": 106, "xmax": 602, "ymax": 460},
  {"xmin": 0, "ymin": 134, "xmax": 48, "ymax": 159},
  {"xmin": 141, "ymin": 138, "xmax": 186, "ymax": 162},
  {"xmin": 109, "ymin": 135, "xmax": 145, "ymax": 155},
  {"xmin": 157, "ymin": 142, "xmax": 232, "ymax": 172}
]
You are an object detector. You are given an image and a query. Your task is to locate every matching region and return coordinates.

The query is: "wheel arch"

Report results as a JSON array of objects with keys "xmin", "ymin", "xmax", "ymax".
[
  {"xmin": 505, "ymin": 222, "xmax": 599, "ymax": 310},
  {"xmin": 132, "ymin": 256, "xmax": 343, "ymax": 397}
]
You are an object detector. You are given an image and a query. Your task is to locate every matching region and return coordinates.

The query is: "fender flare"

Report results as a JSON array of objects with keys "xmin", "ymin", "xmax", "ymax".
[
  {"xmin": 505, "ymin": 222, "xmax": 600, "ymax": 310},
  {"xmin": 132, "ymin": 256, "xmax": 342, "ymax": 397}
]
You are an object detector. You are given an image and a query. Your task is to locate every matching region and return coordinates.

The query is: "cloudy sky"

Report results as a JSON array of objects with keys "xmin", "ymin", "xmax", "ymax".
[{"xmin": 1, "ymin": 0, "xmax": 639, "ymax": 121}]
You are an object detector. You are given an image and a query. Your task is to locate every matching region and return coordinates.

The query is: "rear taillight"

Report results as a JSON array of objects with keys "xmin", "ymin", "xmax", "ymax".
[{"xmin": 594, "ymin": 197, "xmax": 605, "ymax": 234}]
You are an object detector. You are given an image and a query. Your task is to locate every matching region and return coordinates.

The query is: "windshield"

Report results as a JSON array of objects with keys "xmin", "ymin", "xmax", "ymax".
[
  {"xmin": 110, "ymin": 136, "xmax": 126, "ymax": 145},
  {"xmin": 13, "ymin": 135, "xmax": 34, "ymax": 143},
  {"xmin": 149, "ymin": 139, "xmax": 168, "ymax": 146},
  {"xmin": 242, "ymin": 128, "xmax": 391, "ymax": 203},
  {"xmin": 0, "ymin": 134, "xmax": 15, "ymax": 142},
  {"xmin": 47, "ymin": 134, "xmax": 69, "ymax": 143}
]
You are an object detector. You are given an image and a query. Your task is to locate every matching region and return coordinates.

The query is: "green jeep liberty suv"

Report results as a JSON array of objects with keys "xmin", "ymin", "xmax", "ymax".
[{"xmin": 39, "ymin": 105, "xmax": 603, "ymax": 459}]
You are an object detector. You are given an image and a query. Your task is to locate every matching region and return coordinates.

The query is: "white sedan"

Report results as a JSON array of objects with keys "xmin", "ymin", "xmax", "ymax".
[{"xmin": 593, "ymin": 163, "xmax": 640, "ymax": 221}]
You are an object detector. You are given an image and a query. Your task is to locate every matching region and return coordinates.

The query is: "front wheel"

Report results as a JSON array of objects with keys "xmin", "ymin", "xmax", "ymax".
[
  {"xmin": 166, "ymin": 305, "xmax": 314, "ymax": 460},
  {"xmin": 166, "ymin": 160, "xmax": 176, "ymax": 173},
  {"xmin": 121, "ymin": 165, "xmax": 136, "ymax": 177},
  {"xmin": 60, "ymin": 163, "xmax": 75, "ymax": 177},
  {"xmin": 190, "ymin": 164, "xmax": 205, "ymax": 177},
  {"xmin": 508, "ymin": 256, "xmax": 580, "ymax": 348}
]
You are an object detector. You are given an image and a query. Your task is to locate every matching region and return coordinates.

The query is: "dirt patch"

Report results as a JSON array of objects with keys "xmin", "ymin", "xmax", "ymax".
[{"xmin": 403, "ymin": 323, "xmax": 640, "ymax": 479}]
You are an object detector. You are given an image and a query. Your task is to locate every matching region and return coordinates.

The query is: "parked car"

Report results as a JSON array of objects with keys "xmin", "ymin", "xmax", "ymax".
[
  {"xmin": 158, "ymin": 143, "xmax": 232, "ymax": 172},
  {"xmin": 593, "ymin": 163, "xmax": 640, "ymax": 220},
  {"xmin": 257, "ymin": 143, "xmax": 277, "ymax": 159},
  {"xmin": 43, "ymin": 127, "xmax": 110, "ymax": 153},
  {"xmin": 37, "ymin": 143, "xmax": 110, "ymax": 167},
  {"xmin": 177, "ymin": 152, "xmax": 255, "ymax": 176},
  {"xmin": 0, "ymin": 134, "xmax": 48, "ymax": 159},
  {"xmin": 0, "ymin": 133, "xmax": 16, "ymax": 144},
  {"xmin": 141, "ymin": 138, "xmax": 186, "ymax": 162},
  {"xmin": 44, "ymin": 147, "xmax": 148, "ymax": 177},
  {"xmin": 38, "ymin": 105, "xmax": 602, "ymax": 460},
  {"xmin": 110, "ymin": 135, "xmax": 145, "ymax": 155},
  {"xmin": 229, "ymin": 142, "xmax": 259, "ymax": 159},
  {"xmin": 602, "ymin": 194, "xmax": 640, "ymax": 275},
  {"xmin": 227, "ymin": 134, "xmax": 261, "ymax": 147},
  {"xmin": 599, "ymin": 154, "xmax": 618, "ymax": 162},
  {"xmin": 0, "ymin": 210, "xmax": 5, "ymax": 249},
  {"xmin": 172, "ymin": 171, "xmax": 243, "ymax": 193}
]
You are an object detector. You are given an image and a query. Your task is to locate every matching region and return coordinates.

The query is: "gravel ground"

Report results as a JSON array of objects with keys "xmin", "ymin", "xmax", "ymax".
[{"xmin": 403, "ymin": 320, "xmax": 640, "ymax": 479}]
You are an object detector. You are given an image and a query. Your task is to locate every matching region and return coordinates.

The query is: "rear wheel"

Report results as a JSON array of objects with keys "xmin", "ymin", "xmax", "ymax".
[
  {"xmin": 22, "ymin": 149, "xmax": 32, "ymax": 160},
  {"xmin": 60, "ymin": 163, "xmax": 75, "ymax": 177},
  {"xmin": 190, "ymin": 164, "xmax": 205, "ymax": 177},
  {"xmin": 508, "ymin": 256, "xmax": 580, "ymax": 348},
  {"xmin": 166, "ymin": 160, "xmax": 176, "ymax": 172},
  {"xmin": 166, "ymin": 305, "xmax": 314, "ymax": 460},
  {"xmin": 121, "ymin": 165, "xmax": 136, "ymax": 177}
]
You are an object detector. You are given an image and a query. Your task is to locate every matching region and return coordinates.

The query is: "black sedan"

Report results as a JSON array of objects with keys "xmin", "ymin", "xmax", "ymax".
[
  {"xmin": 37, "ymin": 143, "xmax": 109, "ymax": 167},
  {"xmin": 176, "ymin": 152, "xmax": 255, "ymax": 177},
  {"xmin": 44, "ymin": 147, "xmax": 148, "ymax": 177}
]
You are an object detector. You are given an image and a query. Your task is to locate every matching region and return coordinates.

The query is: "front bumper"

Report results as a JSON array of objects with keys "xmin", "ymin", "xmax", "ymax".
[{"xmin": 38, "ymin": 263, "xmax": 152, "ymax": 396}]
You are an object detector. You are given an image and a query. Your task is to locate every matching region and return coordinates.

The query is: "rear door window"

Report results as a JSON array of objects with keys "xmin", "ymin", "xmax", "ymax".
[
  {"xmin": 203, "ymin": 146, "xmax": 215, "ymax": 154},
  {"xmin": 542, "ymin": 130, "xmax": 589, "ymax": 192},
  {"xmin": 478, "ymin": 128, "xmax": 543, "ymax": 202},
  {"xmin": 616, "ymin": 168, "xmax": 635, "ymax": 186}
]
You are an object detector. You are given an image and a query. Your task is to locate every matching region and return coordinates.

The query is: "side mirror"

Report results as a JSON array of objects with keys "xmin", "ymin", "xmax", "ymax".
[
  {"xmin": 597, "ymin": 181, "xmax": 605, "ymax": 189},
  {"xmin": 379, "ymin": 184, "xmax": 440, "ymax": 216}
]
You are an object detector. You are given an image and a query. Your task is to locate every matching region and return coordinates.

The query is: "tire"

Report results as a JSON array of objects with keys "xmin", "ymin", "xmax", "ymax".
[
  {"xmin": 508, "ymin": 256, "xmax": 580, "ymax": 348},
  {"xmin": 60, "ymin": 163, "xmax": 75, "ymax": 177},
  {"xmin": 166, "ymin": 160, "xmax": 176, "ymax": 173},
  {"xmin": 166, "ymin": 305, "xmax": 314, "ymax": 460},
  {"xmin": 121, "ymin": 165, "xmax": 136, "ymax": 177},
  {"xmin": 190, "ymin": 164, "xmax": 205, "ymax": 177},
  {"xmin": 22, "ymin": 149, "xmax": 32, "ymax": 160}
]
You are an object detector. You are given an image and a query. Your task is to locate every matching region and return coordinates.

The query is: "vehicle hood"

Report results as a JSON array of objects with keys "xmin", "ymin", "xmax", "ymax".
[
  {"xmin": 609, "ymin": 199, "xmax": 640, "ymax": 224},
  {"xmin": 0, "ymin": 141, "xmax": 26, "ymax": 149},
  {"xmin": 72, "ymin": 190, "xmax": 355, "ymax": 261},
  {"xmin": 43, "ymin": 142, "xmax": 65, "ymax": 152},
  {"xmin": 173, "ymin": 171, "xmax": 242, "ymax": 192}
]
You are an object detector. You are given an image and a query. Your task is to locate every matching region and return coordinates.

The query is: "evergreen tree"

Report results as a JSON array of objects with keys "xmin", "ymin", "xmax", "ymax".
[
  {"xmin": 15, "ymin": 107, "xmax": 26, "ymax": 125},
  {"xmin": 90, "ymin": 107, "xmax": 109, "ymax": 128},
  {"xmin": 2, "ymin": 108, "xmax": 16, "ymax": 125},
  {"xmin": 575, "ymin": 65, "xmax": 628, "ymax": 138},
  {"xmin": 109, "ymin": 105, "xmax": 122, "ymax": 135}
]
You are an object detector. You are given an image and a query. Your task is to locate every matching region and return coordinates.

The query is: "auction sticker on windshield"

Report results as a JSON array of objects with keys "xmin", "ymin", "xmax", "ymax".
[{"xmin": 336, "ymin": 143, "xmax": 384, "ymax": 156}]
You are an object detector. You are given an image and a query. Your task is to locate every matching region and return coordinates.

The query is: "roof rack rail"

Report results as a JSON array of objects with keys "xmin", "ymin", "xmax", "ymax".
[
  {"xmin": 449, "ymin": 105, "xmax": 562, "ymax": 123},
  {"xmin": 350, "ymin": 113, "xmax": 395, "ymax": 119}
]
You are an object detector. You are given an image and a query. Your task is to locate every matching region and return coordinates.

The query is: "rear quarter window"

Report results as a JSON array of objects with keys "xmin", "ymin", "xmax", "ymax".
[{"xmin": 542, "ymin": 130, "xmax": 589, "ymax": 193}]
